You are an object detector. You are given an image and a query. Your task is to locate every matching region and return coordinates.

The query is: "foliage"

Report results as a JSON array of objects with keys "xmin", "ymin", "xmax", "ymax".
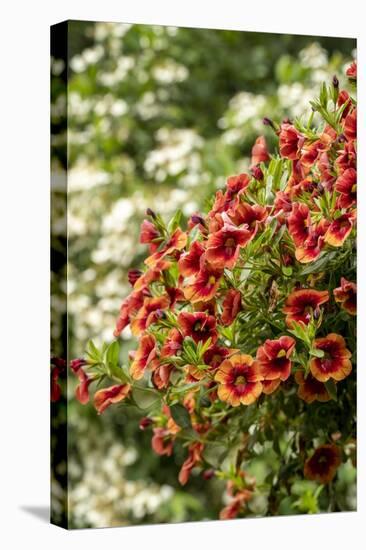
[{"xmin": 69, "ymin": 59, "xmax": 357, "ymax": 520}]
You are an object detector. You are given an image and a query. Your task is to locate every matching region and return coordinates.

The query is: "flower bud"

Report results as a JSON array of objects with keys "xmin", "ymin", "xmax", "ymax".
[
  {"xmin": 332, "ymin": 75, "xmax": 339, "ymax": 89},
  {"xmin": 70, "ymin": 358, "xmax": 87, "ymax": 373},
  {"xmin": 146, "ymin": 208, "xmax": 156, "ymax": 219},
  {"xmin": 251, "ymin": 165, "xmax": 264, "ymax": 181},
  {"xmin": 128, "ymin": 268, "xmax": 142, "ymax": 286},
  {"xmin": 139, "ymin": 417, "xmax": 153, "ymax": 430},
  {"xmin": 202, "ymin": 469, "xmax": 215, "ymax": 480}
]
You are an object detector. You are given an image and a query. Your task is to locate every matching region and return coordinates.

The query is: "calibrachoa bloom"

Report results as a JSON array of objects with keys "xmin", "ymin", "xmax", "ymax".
[
  {"xmin": 256, "ymin": 336, "xmax": 296, "ymax": 381},
  {"xmin": 205, "ymin": 219, "xmax": 252, "ymax": 268},
  {"xmin": 178, "ymin": 311, "xmax": 218, "ymax": 344},
  {"xmin": 94, "ymin": 384, "xmax": 131, "ymax": 414},
  {"xmin": 334, "ymin": 277, "xmax": 356, "ymax": 315},
  {"xmin": 283, "ymin": 289, "xmax": 329, "ymax": 327},
  {"xmin": 295, "ymin": 371, "xmax": 331, "ymax": 404},
  {"xmin": 310, "ymin": 333, "xmax": 352, "ymax": 382},
  {"xmin": 214, "ymin": 354, "xmax": 263, "ymax": 406},
  {"xmin": 71, "ymin": 62, "xmax": 356, "ymax": 519},
  {"xmin": 304, "ymin": 444, "xmax": 342, "ymax": 484}
]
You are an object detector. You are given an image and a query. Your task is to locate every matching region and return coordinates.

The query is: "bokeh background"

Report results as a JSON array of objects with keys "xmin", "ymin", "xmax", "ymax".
[{"xmin": 51, "ymin": 22, "xmax": 356, "ymax": 527}]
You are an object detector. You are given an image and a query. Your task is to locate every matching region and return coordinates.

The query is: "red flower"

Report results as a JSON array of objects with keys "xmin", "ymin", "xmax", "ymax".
[
  {"xmin": 229, "ymin": 202, "xmax": 268, "ymax": 236},
  {"xmin": 221, "ymin": 289, "xmax": 242, "ymax": 326},
  {"xmin": 214, "ymin": 354, "xmax": 263, "ymax": 406},
  {"xmin": 288, "ymin": 203, "xmax": 311, "ymax": 247},
  {"xmin": 288, "ymin": 203, "xmax": 327, "ymax": 263},
  {"xmin": 152, "ymin": 364, "xmax": 174, "ymax": 389},
  {"xmin": 279, "ymin": 123, "xmax": 304, "ymax": 160},
  {"xmin": 178, "ymin": 442, "xmax": 204, "ymax": 485},
  {"xmin": 226, "ymin": 173, "xmax": 250, "ymax": 199},
  {"xmin": 335, "ymin": 168, "xmax": 356, "ymax": 209},
  {"xmin": 203, "ymin": 345, "xmax": 233, "ymax": 370},
  {"xmin": 130, "ymin": 295, "xmax": 170, "ymax": 336},
  {"xmin": 304, "ymin": 444, "xmax": 342, "ymax": 484},
  {"xmin": 310, "ymin": 333, "xmax": 352, "ymax": 382},
  {"xmin": 219, "ymin": 476, "xmax": 254, "ymax": 519},
  {"xmin": 336, "ymin": 141, "xmax": 356, "ymax": 173},
  {"xmin": 256, "ymin": 336, "xmax": 296, "ymax": 381},
  {"xmin": 151, "ymin": 427, "xmax": 174, "ymax": 456},
  {"xmin": 145, "ymin": 227, "xmax": 187, "ymax": 268},
  {"xmin": 324, "ymin": 211, "xmax": 356, "ymax": 247},
  {"xmin": 333, "ymin": 277, "xmax": 356, "ymax": 315},
  {"xmin": 75, "ymin": 368, "xmax": 92, "ymax": 405},
  {"xmin": 51, "ymin": 365, "xmax": 63, "ymax": 402},
  {"xmin": 94, "ymin": 384, "xmax": 131, "ymax": 414},
  {"xmin": 178, "ymin": 240, "xmax": 205, "ymax": 277},
  {"xmin": 114, "ymin": 289, "xmax": 147, "ymax": 337},
  {"xmin": 178, "ymin": 311, "xmax": 218, "ymax": 344},
  {"xmin": 183, "ymin": 261, "xmax": 223, "ymax": 303},
  {"xmin": 343, "ymin": 109, "xmax": 356, "ymax": 142},
  {"xmin": 346, "ymin": 61, "xmax": 357, "ymax": 80},
  {"xmin": 251, "ymin": 136, "xmax": 270, "ymax": 165},
  {"xmin": 205, "ymin": 219, "xmax": 252, "ymax": 269},
  {"xmin": 140, "ymin": 219, "xmax": 161, "ymax": 252},
  {"xmin": 295, "ymin": 371, "xmax": 331, "ymax": 404},
  {"xmin": 283, "ymin": 288, "xmax": 329, "ymax": 327},
  {"xmin": 130, "ymin": 333, "xmax": 158, "ymax": 380},
  {"xmin": 261, "ymin": 379, "xmax": 281, "ymax": 395},
  {"xmin": 133, "ymin": 259, "xmax": 171, "ymax": 291},
  {"xmin": 161, "ymin": 328, "xmax": 184, "ymax": 357}
]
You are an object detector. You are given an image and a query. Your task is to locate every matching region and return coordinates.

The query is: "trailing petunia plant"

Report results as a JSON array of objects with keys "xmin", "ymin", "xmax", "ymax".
[{"xmin": 69, "ymin": 61, "xmax": 357, "ymax": 518}]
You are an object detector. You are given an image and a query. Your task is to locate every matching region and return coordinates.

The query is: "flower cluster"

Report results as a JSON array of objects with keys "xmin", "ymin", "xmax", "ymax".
[{"xmin": 70, "ymin": 62, "xmax": 356, "ymax": 518}]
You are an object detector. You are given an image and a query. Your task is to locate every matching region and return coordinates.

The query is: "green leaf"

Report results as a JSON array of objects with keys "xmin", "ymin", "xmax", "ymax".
[
  {"xmin": 168, "ymin": 209, "xmax": 183, "ymax": 233},
  {"xmin": 325, "ymin": 379, "xmax": 337, "ymax": 401},
  {"xmin": 132, "ymin": 387, "xmax": 162, "ymax": 410},
  {"xmin": 106, "ymin": 340, "xmax": 120, "ymax": 367},
  {"xmin": 170, "ymin": 403, "xmax": 192, "ymax": 429},
  {"xmin": 309, "ymin": 348, "xmax": 324, "ymax": 358}
]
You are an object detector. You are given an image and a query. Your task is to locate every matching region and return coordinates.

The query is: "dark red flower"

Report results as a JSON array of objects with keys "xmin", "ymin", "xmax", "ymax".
[
  {"xmin": 130, "ymin": 333, "xmax": 158, "ymax": 380},
  {"xmin": 178, "ymin": 442, "xmax": 204, "ymax": 485},
  {"xmin": 183, "ymin": 261, "xmax": 223, "ymax": 303},
  {"xmin": 214, "ymin": 354, "xmax": 263, "ymax": 406},
  {"xmin": 251, "ymin": 136, "xmax": 270, "ymax": 165},
  {"xmin": 335, "ymin": 168, "xmax": 356, "ymax": 209},
  {"xmin": 221, "ymin": 289, "xmax": 242, "ymax": 326},
  {"xmin": 333, "ymin": 277, "xmax": 356, "ymax": 315},
  {"xmin": 324, "ymin": 211, "xmax": 356, "ymax": 247},
  {"xmin": 295, "ymin": 371, "xmax": 331, "ymax": 404},
  {"xmin": 75, "ymin": 368, "xmax": 93, "ymax": 405},
  {"xmin": 178, "ymin": 311, "xmax": 218, "ymax": 344},
  {"xmin": 178, "ymin": 240, "xmax": 205, "ymax": 277},
  {"xmin": 205, "ymin": 219, "xmax": 252, "ymax": 268},
  {"xmin": 114, "ymin": 289, "xmax": 147, "ymax": 337},
  {"xmin": 203, "ymin": 345, "xmax": 233, "ymax": 370},
  {"xmin": 256, "ymin": 336, "xmax": 296, "ymax": 381},
  {"xmin": 161, "ymin": 328, "xmax": 184, "ymax": 358},
  {"xmin": 228, "ymin": 202, "xmax": 268, "ymax": 236},
  {"xmin": 279, "ymin": 123, "xmax": 304, "ymax": 160},
  {"xmin": 304, "ymin": 444, "xmax": 342, "ymax": 484},
  {"xmin": 133, "ymin": 259, "xmax": 171, "ymax": 291},
  {"xmin": 310, "ymin": 333, "xmax": 352, "ymax": 382},
  {"xmin": 145, "ymin": 227, "xmax": 187, "ymax": 268},
  {"xmin": 343, "ymin": 109, "xmax": 356, "ymax": 142},
  {"xmin": 140, "ymin": 219, "xmax": 161, "ymax": 253},
  {"xmin": 288, "ymin": 204, "xmax": 327, "ymax": 263},
  {"xmin": 94, "ymin": 384, "xmax": 131, "ymax": 414},
  {"xmin": 346, "ymin": 61, "xmax": 357, "ymax": 80},
  {"xmin": 283, "ymin": 288, "xmax": 329, "ymax": 327},
  {"xmin": 336, "ymin": 141, "xmax": 356, "ymax": 173},
  {"xmin": 130, "ymin": 295, "xmax": 170, "ymax": 336},
  {"xmin": 151, "ymin": 427, "xmax": 174, "ymax": 456}
]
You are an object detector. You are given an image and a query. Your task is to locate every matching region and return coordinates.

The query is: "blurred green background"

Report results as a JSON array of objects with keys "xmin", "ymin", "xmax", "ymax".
[{"xmin": 50, "ymin": 21, "xmax": 356, "ymax": 527}]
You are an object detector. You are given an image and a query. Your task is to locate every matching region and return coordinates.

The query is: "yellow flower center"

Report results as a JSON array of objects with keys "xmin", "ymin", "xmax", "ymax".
[
  {"xmin": 208, "ymin": 275, "xmax": 216, "ymax": 285},
  {"xmin": 351, "ymin": 183, "xmax": 357, "ymax": 193},
  {"xmin": 235, "ymin": 375, "xmax": 246, "ymax": 386},
  {"xmin": 277, "ymin": 349, "xmax": 286, "ymax": 358}
]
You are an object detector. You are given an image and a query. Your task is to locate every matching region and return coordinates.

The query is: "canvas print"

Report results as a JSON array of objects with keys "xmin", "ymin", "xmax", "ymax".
[{"xmin": 51, "ymin": 21, "xmax": 357, "ymax": 529}]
